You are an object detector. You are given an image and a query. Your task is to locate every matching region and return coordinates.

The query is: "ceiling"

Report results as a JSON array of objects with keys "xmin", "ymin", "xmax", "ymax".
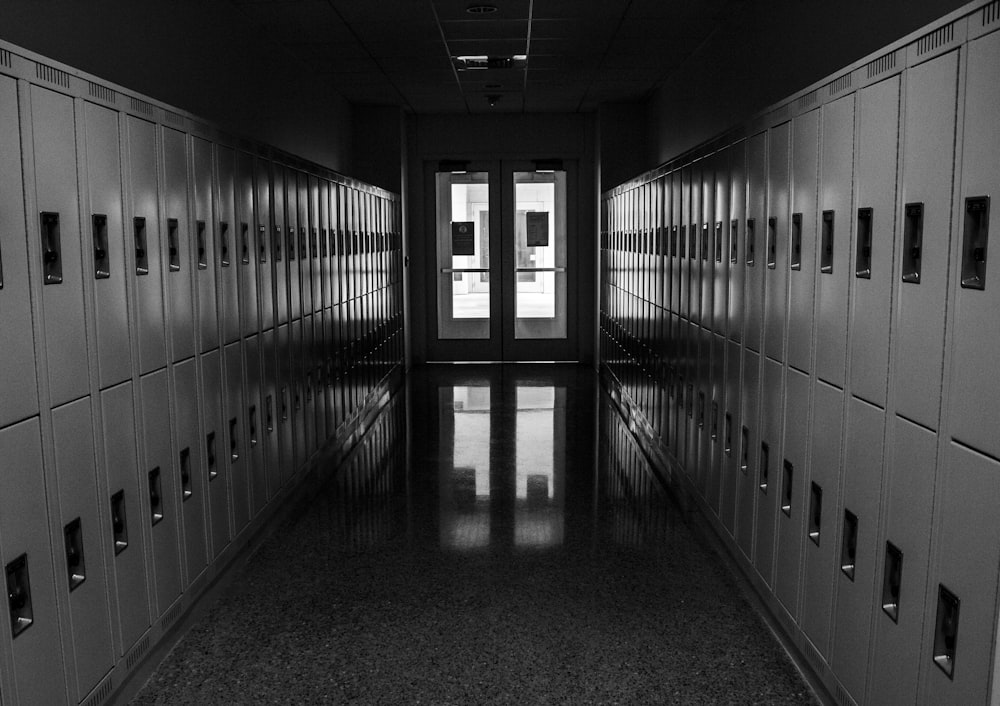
[{"xmin": 229, "ymin": 0, "xmax": 740, "ymax": 113}]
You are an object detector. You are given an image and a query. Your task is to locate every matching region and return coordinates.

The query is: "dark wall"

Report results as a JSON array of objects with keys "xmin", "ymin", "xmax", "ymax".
[
  {"xmin": 598, "ymin": 102, "xmax": 648, "ymax": 194},
  {"xmin": 351, "ymin": 104, "xmax": 405, "ymax": 194},
  {"xmin": 645, "ymin": 0, "xmax": 971, "ymax": 168},
  {"xmin": 0, "ymin": 0, "xmax": 353, "ymax": 172}
]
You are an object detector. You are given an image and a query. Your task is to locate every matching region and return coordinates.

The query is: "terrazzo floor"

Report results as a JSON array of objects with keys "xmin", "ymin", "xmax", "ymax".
[{"xmin": 132, "ymin": 364, "xmax": 817, "ymax": 705}]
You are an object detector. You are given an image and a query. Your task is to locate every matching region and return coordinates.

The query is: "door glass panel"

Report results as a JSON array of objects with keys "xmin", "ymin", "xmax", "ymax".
[
  {"xmin": 436, "ymin": 171, "xmax": 490, "ymax": 339},
  {"xmin": 513, "ymin": 171, "xmax": 567, "ymax": 339}
]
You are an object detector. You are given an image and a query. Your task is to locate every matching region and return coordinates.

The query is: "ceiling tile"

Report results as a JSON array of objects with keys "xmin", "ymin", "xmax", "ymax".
[
  {"xmin": 365, "ymin": 40, "xmax": 447, "ymax": 58},
  {"xmin": 530, "ymin": 37, "xmax": 608, "ymax": 56},
  {"xmin": 349, "ymin": 20, "xmax": 441, "ymax": 44},
  {"xmin": 432, "ymin": 0, "xmax": 531, "ymax": 22},
  {"xmin": 446, "ymin": 39, "xmax": 528, "ymax": 56},
  {"xmin": 440, "ymin": 20, "xmax": 529, "ymax": 41},
  {"xmin": 529, "ymin": 19, "xmax": 613, "ymax": 42},
  {"xmin": 330, "ymin": 0, "xmax": 430, "ymax": 22},
  {"xmin": 527, "ymin": 54, "xmax": 603, "ymax": 71},
  {"xmin": 531, "ymin": 0, "xmax": 630, "ymax": 20}
]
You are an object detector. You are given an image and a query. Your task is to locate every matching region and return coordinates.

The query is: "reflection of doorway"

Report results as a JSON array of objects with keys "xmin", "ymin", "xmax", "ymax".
[{"xmin": 478, "ymin": 211, "xmax": 489, "ymax": 284}]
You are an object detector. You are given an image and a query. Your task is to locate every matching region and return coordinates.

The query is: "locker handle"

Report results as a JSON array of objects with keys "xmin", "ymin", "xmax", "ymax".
[
  {"xmin": 167, "ymin": 218, "xmax": 180, "ymax": 272},
  {"xmin": 207, "ymin": 431, "xmax": 218, "ymax": 480},
  {"xmin": 766, "ymin": 217, "xmax": 777, "ymax": 269},
  {"xmin": 730, "ymin": 220, "xmax": 739, "ymax": 263},
  {"xmin": 759, "ymin": 441, "xmax": 769, "ymax": 493},
  {"xmin": 670, "ymin": 225, "xmax": 678, "ymax": 257},
  {"xmin": 745, "ymin": 219, "xmax": 756, "ymax": 266},
  {"xmin": 311, "ymin": 227, "xmax": 319, "ymax": 258},
  {"xmin": 790, "ymin": 213, "xmax": 802, "ymax": 271},
  {"xmin": 781, "ymin": 460, "xmax": 792, "ymax": 515},
  {"xmin": 881, "ymin": 541, "xmax": 903, "ymax": 623},
  {"xmin": 679, "ymin": 225, "xmax": 687, "ymax": 258},
  {"xmin": 808, "ymin": 482, "xmax": 822, "ymax": 545},
  {"xmin": 299, "ymin": 226, "xmax": 307, "ymax": 260},
  {"xmin": 287, "ymin": 227, "xmax": 296, "ymax": 260},
  {"xmin": 689, "ymin": 223, "xmax": 697, "ymax": 260},
  {"xmin": 133, "ymin": 217, "xmax": 149, "ymax": 275},
  {"xmin": 5, "ymin": 553, "xmax": 34, "ymax": 638},
  {"xmin": 229, "ymin": 418, "xmax": 239, "ymax": 461},
  {"xmin": 715, "ymin": 221, "xmax": 723, "ymax": 263},
  {"xmin": 933, "ymin": 584, "xmax": 960, "ymax": 679},
  {"xmin": 241, "ymin": 222, "xmax": 250, "ymax": 264},
  {"xmin": 840, "ymin": 509, "xmax": 858, "ymax": 580},
  {"xmin": 249, "ymin": 404, "xmax": 258, "ymax": 447},
  {"xmin": 274, "ymin": 224, "xmax": 283, "ymax": 262},
  {"xmin": 710, "ymin": 401, "xmax": 719, "ymax": 441},
  {"xmin": 281, "ymin": 387, "xmax": 289, "ymax": 421},
  {"xmin": 196, "ymin": 220, "xmax": 208, "ymax": 270},
  {"xmin": 258, "ymin": 224, "xmax": 268, "ymax": 264},
  {"xmin": 220, "ymin": 221, "xmax": 230, "ymax": 267},
  {"xmin": 148, "ymin": 467, "xmax": 163, "ymax": 525},
  {"xmin": 110, "ymin": 489, "xmax": 128, "ymax": 554},
  {"xmin": 64, "ymin": 517, "xmax": 86, "ymax": 591},
  {"xmin": 902, "ymin": 203, "xmax": 923, "ymax": 284},
  {"xmin": 180, "ymin": 447, "xmax": 193, "ymax": 501},
  {"xmin": 321, "ymin": 228, "xmax": 329, "ymax": 258},
  {"xmin": 821, "ymin": 210, "xmax": 835, "ymax": 274},
  {"xmin": 41, "ymin": 211, "xmax": 63, "ymax": 284},
  {"xmin": 265, "ymin": 394, "xmax": 274, "ymax": 433},
  {"xmin": 855, "ymin": 208, "xmax": 873, "ymax": 279},
  {"xmin": 92, "ymin": 213, "xmax": 110, "ymax": 279},
  {"xmin": 740, "ymin": 425, "xmax": 749, "ymax": 472},
  {"xmin": 960, "ymin": 196, "xmax": 989, "ymax": 290},
  {"xmin": 697, "ymin": 390, "xmax": 705, "ymax": 427},
  {"xmin": 724, "ymin": 412, "xmax": 732, "ymax": 455},
  {"xmin": 701, "ymin": 224, "xmax": 709, "ymax": 261}
]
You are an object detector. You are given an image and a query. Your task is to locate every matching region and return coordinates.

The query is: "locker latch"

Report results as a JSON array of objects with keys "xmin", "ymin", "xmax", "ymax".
[
  {"xmin": 134, "ymin": 217, "xmax": 149, "ymax": 275},
  {"xmin": 167, "ymin": 218, "xmax": 181, "ymax": 272},
  {"xmin": 265, "ymin": 394, "xmax": 274, "ymax": 433},
  {"xmin": 730, "ymin": 220, "xmax": 739, "ymax": 263},
  {"xmin": 311, "ymin": 227, "xmax": 318, "ymax": 259},
  {"xmin": 790, "ymin": 213, "xmax": 802, "ymax": 271},
  {"xmin": 766, "ymin": 217, "xmax": 777, "ymax": 269},
  {"xmin": 220, "ymin": 221, "xmax": 231, "ymax": 267},
  {"xmin": 110, "ymin": 489, "xmax": 128, "ymax": 554},
  {"xmin": 881, "ymin": 541, "xmax": 903, "ymax": 623},
  {"xmin": 933, "ymin": 584, "xmax": 960, "ymax": 679},
  {"xmin": 745, "ymin": 218, "xmax": 756, "ymax": 266},
  {"xmin": 41, "ymin": 211, "xmax": 63, "ymax": 284},
  {"xmin": 808, "ymin": 482, "xmax": 822, "ymax": 545},
  {"xmin": 781, "ymin": 460, "xmax": 793, "ymax": 516},
  {"xmin": 715, "ymin": 221, "xmax": 723, "ymax": 263},
  {"xmin": 149, "ymin": 467, "xmax": 163, "ymax": 526},
  {"xmin": 196, "ymin": 220, "xmax": 208, "ymax": 270},
  {"xmin": 740, "ymin": 425, "xmax": 749, "ymax": 472},
  {"xmin": 180, "ymin": 447, "xmax": 193, "ymax": 501},
  {"xmin": 960, "ymin": 196, "xmax": 989, "ymax": 290},
  {"xmin": 724, "ymin": 412, "xmax": 732, "ymax": 455},
  {"xmin": 93, "ymin": 213, "xmax": 110, "ymax": 279},
  {"xmin": 902, "ymin": 203, "xmax": 923, "ymax": 283},
  {"xmin": 701, "ymin": 224, "xmax": 710, "ymax": 261},
  {"xmin": 207, "ymin": 431, "xmax": 218, "ymax": 480},
  {"xmin": 274, "ymin": 225, "xmax": 283, "ymax": 262},
  {"xmin": 759, "ymin": 441, "xmax": 769, "ymax": 493},
  {"xmin": 229, "ymin": 418, "xmax": 239, "ymax": 461},
  {"xmin": 299, "ymin": 226, "xmax": 307, "ymax": 260},
  {"xmin": 821, "ymin": 210, "xmax": 835, "ymax": 274},
  {"xmin": 856, "ymin": 208, "xmax": 873, "ymax": 279},
  {"xmin": 5, "ymin": 553, "xmax": 33, "ymax": 638},
  {"xmin": 241, "ymin": 222, "xmax": 250, "ymax": 264},
  {"xmin": 249, "ymin": 404, "xmax": 258, "ymax": 447},
  {"xmin": 841, "ymin": 509, "xmax": 858, "ymax": 580},
  {"xmin": 258, "ymin": 224, "xmax": 268, "ymax": 263},
  {"xmin": 64, "ymin": 517, "xmax": 87, "ymax": 591}
]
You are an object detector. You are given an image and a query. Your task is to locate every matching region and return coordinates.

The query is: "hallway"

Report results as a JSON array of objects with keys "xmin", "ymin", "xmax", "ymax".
[{"xmin": 133, "ymin": 366, "xmax": 814, "ymax": 704}]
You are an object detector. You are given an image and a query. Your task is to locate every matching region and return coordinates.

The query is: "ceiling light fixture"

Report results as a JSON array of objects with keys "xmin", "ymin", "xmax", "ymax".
[
  {"xmin": 453, "ymin": 55, "xmax": 528, "ymax": 71},
  {"xmin": 466, "ymin": 4, "xmax": 498, "ymax": 13}
]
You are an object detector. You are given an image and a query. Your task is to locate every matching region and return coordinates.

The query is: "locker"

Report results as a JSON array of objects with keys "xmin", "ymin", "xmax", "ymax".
[
  {"xmin": 50, "ymin": 398, "xmax": 115, "ymax": 701},
  {"xmin": 191, "ymin": 137, "xmax": 219, "ymax": 353},
  {"xmin": 947, "ymin": 31, "xmax": 1000, "ymax": 460},
  {"xmin": 320, "ymin": 180, "xmax": 332, "ymax": 314},
  {"xmin": 286, "ymin": 168, "xmax": 301, "ymax": 321},
  {"xmin": 787, "ymin": 109, "xmax": 819, "ymax": 374},
  {"xmin": 670, "ymin": 173, "xmax": 681, "ymax": 324},
  {"xmin": 0, "ymin": 77, "xmax": 37, "ymax": 428},
  {"xmin": 801, "ymin": 381, "xmax": 842, "ymax": 658},
  {"xmin": 216, "ymin": 146, "xmax": 240, "ymax": 345},
  {"xmin": 754, "ymin": 357, "xmax": 783, "ymax": 587},
  {"xmin": 735, "ymin": 349, "xmax": 760, "ymax": 561},
  {"xmin": 273, "ymin": 165, "xmax": 289, "ymax": 326},
  {"xmin": 299, "ymin": 173, "xmax": 313, "ymax": 316},
  {"xmin": 82, "ymin": 101, "xmax": 132, "ymax": 389},
  {"xmin": 309, "ymin": 175, "xmax": 322, "ymax": 314},
  {"xmin": 255, "ymin": 158, "xmax": 275, "ymax": 332},
  {"xmin": 922, "ymin": 444, "xmax": 1000, "ymax": 705},
  {"xmin": 261, "ymin": 329, "xmax": 282, "ymax": 497},
  {"xmin": 850, "ymin": 77, "xmax": 901, "ymax": 408},
  {"xmin": 680, "ymin": 166, "xmax": 693, "ymax": 323},
  {"xmin": 201, "ymin": 349, "xmax": 230, "ymax": 557},
  {"xmin": 244, "ymin": 335, "xmax": 268, "ymax": 517},
  {"xmin": 719, "ymin": 339, "xmax": 742, "ymax": 536},
  {"xmin": 0, "ymin": 419, "xmax": 67, "ymax": 705},
  {"xmin": 869, "ymin": 416, "xmax": 937, "ymax": 706},
  {"xmin": 277, "ymin": 324, "xmax": 295, "ymax": 485},
  {"xmin": 161, "ymin": 126, "xmax": 195, "ymax": 363},
  {"xmin": 728, "ymin": 140, "xmax": 747, "ymax": 344},
  {"xmin": 764, "ymin": 121, "xmax": 789, "ymax": 363},
  {"xmin": 892, "ymin": 50, "xmax": 958, "ymax": 430},
  {"xmin": 816, "ymin": 93, "xmax": 855, "ymax": 388},
  {"xmin": 831, "ymin": 396, "xmax": 885, "ymax": 702},
  {"xmin": 706, "ymin": 333, "xmax": 725, "ymax": 516},
  {"xmin": 28, "ymin": 85, "xmax": 89, "ymax": 406},
  {"xmin": 100, "ymin": 382, "xmax": 151, "ymax": 653},
  {"xmin": 224, "ymin": 342, "xmax": 250, "ymax": 535},
  {"xmin": 744, "ymin": 131, "xmax": 767, "ymax": 353},
  {"xmin": 126, "ymin": 116, "xmax": 167, "ymax": 375},
  {"xmin": 172, "ymin": 358, "xmax": 208, "ymax": 585},
  {"xmin": 713, "ymin": 149, "xmax": 730, "ymax": 337},
  {"xmin": 701, "ymin": 157, "xmax": 715, "ymax": 331},
  {"xmin": 236, "ymin": 151, "xmax": 260, "ymax": 337},
  {"xmin": 775, "ymin": 368, "xmax": 808, "ymax": 616}
]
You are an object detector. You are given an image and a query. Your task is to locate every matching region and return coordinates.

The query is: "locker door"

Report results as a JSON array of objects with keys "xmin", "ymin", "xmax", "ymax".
[
  {"xmin": 291, "ymin": 318, "xmax": 307, "ymax": 462},
  {"xmin": 764, "ymin": 122, "xmax": 790, "ymax": 363},
  {"xmin": 261, "ymin": 328, "xmax": 281, "ymax": 497},
  {"xmin": 126, "ymin": 116, "xmax": 167, "ymax": 375},
  {"xmin": 922, "ymin": 444, "xmax": 1000, "ymax": 705},
  {"xmin": 707, "ymin": 333, "xmax": 725, "ymax": 516},
  {"xmin": 100, "ymin": 382, "xmax": 151, "ymax": 653},
  {"xmin": 893, "ymin": 50, "xmax": 958, "ymax": 430},
  {"xmin": 298, "ymin": 173, "xmax": 312, "ymax": 316},
  {"xmin": 320, "ymin": 180, "xmax": 332, "ymax": 316},
  {"xmin": 191, "ymin": 137, "xmax": 219, "ymax": 353},
  {"xmin": 713, "ymin": 149, "xmax": 731, "ymax": 337},
  {"xmin": 720, "ymin": 339, "xmax": 742, "ymax": 536},
  {"xmin": 681, "ymin": 166, "xmax": 694, "ymax": 324},
  {"xmin": 51, "ymin": 398, "xmax": 114, "ymax": 701},
  {"xmin": 754, "ymin": 357, "xmax": 783, "ymax": 587},
  {"xmin": 273, "ymin": 165, "xmax": 289, "ymax": 326},
  {"xmin": 0, "ymin": 419, "xmax": 67, "ymax": 705},
  {"xmin": 82, "ymin": 101, "xmax": 131, "ymax": 389},
  {"xmin": 869, "ymin": 417, "xmax": 937, "ymax": 706},
  {"xmin": 728, "ymin": 140, "xmax": 747, "ymax": 344},
  {"xmin": 255, "ymin": 159, "xmax": 275, "ymax": 332},
  {"xmin": 775, "ymin": 368, "xmax": 809, "ymax": 616},
  {"xmin": 28, "ymin": 85, "xmax": 89, "ymax": 406},
  {"xmin": 850, "ymin": 77, "xmax": 901, "ymax": 408},
  {"xmin": 224, "ymin": 342, "xmax": 250, "ymax": 535},
  {"xmin": 831, "ymin": 396, "xmax": 885, "ymax": 702},
  {"xmin": 172, "ymin": 358, "xmax": 208, "ymax": 585},
  {"xmin": 237, "ymin": 151, "xmax": 259, "ymax": 338},
  {"xmin": 162, "ymin": 126, "xmax": 195, "ymax": 363},
  {"xmin": 309, "ymin": 175, "xmax": 321, "ymax": 314},
  {"xmin": 323, "ymin": 306, "xmax": 337, "ymax": 439},
  {"xmin": 216, "ymin": 146, "xmax": 240, "ymax": 345},
  {"xmin": 286, "ymin": 169, "xmax": 301, "ymax": 321},
  {"xmin": 744, "ymin": 131, "xmax": 767, "ymax": 354},
  {"xmin": 244, "ymin": 335, "xmax": 267, "ymax": 517},
  {"xmin": 947, "ymin": 31, "xmax": 1000, "ymax": 460},
  {"xmin": 139, "ymin": 370, "xmax": 182, "ymax": 616},
  {"xmin": 201, "ymin": 349, "xmax": 230, "ymax": 557},
  {"xmin": 801, "ymin": 381, "xmax": 843, "ymax": 658},
  {"xmin": 788, "ymin": 109, "xmax": 819, "ymax": 374},
  {"xmin": 690, "ymin": 163, "xmax": 703, "ymax": 327},
  {"xmin": 816, "ymin": 93, "xmax": 856, "ymax": 388},
  {"xmin": 701, "ymin": 157, "xmax": 715, "ymax": 331},
  {"xmin": 736, "ymin": 349, "xmax": 760, "ymax": 561},
  {"xmin": 277, "ymin": 324, "xmax": 295, "ymax": 485}
]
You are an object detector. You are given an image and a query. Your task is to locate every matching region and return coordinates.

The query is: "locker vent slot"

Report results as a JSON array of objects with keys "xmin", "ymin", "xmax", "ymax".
[
  {"xmin": 781, "ymin": 460, "xmax": 793, "ymax": 515},
  {"xmin": 133, "ymin": 217, "xmax": 149, "ymax": 275},
  {"xmin": 865, "ymin": 52, "xmax": 897, "ymax": 80},
  {"xmin": 164, "ymin": 109, "xmax": 184, "ymax": 127},
  {"xmin": 167, "ymin": 218, "xmax": 180, "ymax": 272},
  {"xmin": 196, "ymin": 220, "xmax": 207, "ymax": 269},
  {"xmin": 834, "ymin": 683, "xmax": 858, "ymax": 706},
  {"xmin": 229, "ymin": 418, "xmax": 239, "ymax": 461},
  {"xmin": 902, "ymin": 202, "xmax": 924, "ymax": 283},
  {"xmin": 821, "ymin": 210, "xmax": 835, "ymax": 274},
  {"xmin": 64, "ymin": 517, "xmax": 87, "ymax": 590},
  {"xmin": 790, "ymin": 213, "xmax": 802, "ymax": 270},
  {"xmin": 207, "ymin": 431, "xmax": 218, "ymax": 480},
  {"xmin": 795, "ymin": 90, "xmax": 818, "ymax": 111},
  {"xmin": 162, "ymin": 600, "xmax": 184, "ymax": 630},
  {"xmin": 274, "ymin": 225, "xmax": 283, "ymax": 261},
  {"xmin": 92, "ymin": 214, "xmax": 110, "ymax": 279},
  {"xmin": 766, "ymin": 217, "xmax": 777, "ymax": 269},
  {"xmin": 87, "ymin": 81, "xmax": 117, "ymax": 104},
  {"xmin": 258, "ymin": 224, "xmax": 268, "ymax": 263},
  {"xmin": 191, "ymin": 120, "xmax": 212, "ymax": 136},
  {"xmin": 916, "ymin": 22, "xmax": 955, "ymax": 55},
  {"xmin": 148, "ymin": 467, "xmax": 163, "ymax": 525},
  {"xmin": 6, "ymin": 553, "xmax": 34, "ymax": 638},
  {"xmin": 828, "ymin": 73, "xmax": 852, "ymax": 96},
  {"xmin": 36, "ymin": 62, "xmax": 70, "ymax": 88},
  {"xmin": 984, "ymin": 0, "xmax": 1000, "ymax": 27},
  {"xmin": 180, "ymin": 447, "xmax": 192, "ymax": 501},
  {"xmin": 724, "ymin": 412, "xmax": 732, "ymax": 455},
  {"xmin": 41, "ymin": 211, "xmax": 63, "ymax": 284},
  {"xmin": 746, "ymin": 219, "xmax": 756, "ymax": 266},
  {"xmin": 714, "ymin": 222, "xmax": 723, "ymax": 263},
  {"xmin": 933, "ymin": 584, "xmax": 960, "ymax": 678},
  {"xmin": 759, "ymin": 442, "xmax": 769, "ymax": 493},
  {"xmin": 960, "ymin": 196, "xmax": 989, "ymax": 290},
  {"xmin": 840, "ymin": 509, "xmax": 858, "ymax": 580},
  {"xmin": 124, "ymin": 634, "xmax": 151, "ymax": 672},
  {"xmin": 881, "ymin": 541, "xmax": 903, "ymax": 623},
  {"xmin": 241, "ymin": 222, "xmax": 250, "ymax": 264},
  {"xmin": 740, "ymin": 426, "xmax": 749, "ymax": 472},
  {"xmin": 110, "ymin": 490, "xmax": 128, "ymax": 554},
  {"xmin": 855, "ymin": 208, "xmax": 873, "ymax": 278},
  {"xmin": 81, "ymin": 677, "xmax": 114, "ymax": 706},
  {"xmin": 730, "ymin": 220, "xmax": 739, "ymax": 263},
  {"xmin": 220, "ymin": 221, "xmax": 230, "ymax": 267},
  {"xmin": 0, "ymin": 49, "xmax": 10, "ymax": 68},
  {"xmin": 129, "ymin": 96, "xmax": 154, "ymax": 116},
  {"xmin": 808, "ymin": 482, "xmax": 822, "ymax": 545}
]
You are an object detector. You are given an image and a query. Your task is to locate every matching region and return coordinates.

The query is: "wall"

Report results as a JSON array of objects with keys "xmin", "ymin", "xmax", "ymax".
[
  {"xmin": 351, "ymin": 104, "xmax": 406, "ymax": 194},
  {"xmin": 646, "ymin": 0, "xmax": 971, "ymax": 167},
  {"xmin": 0, "ymin": 0, "xmax": 353, "ymax": 172}
]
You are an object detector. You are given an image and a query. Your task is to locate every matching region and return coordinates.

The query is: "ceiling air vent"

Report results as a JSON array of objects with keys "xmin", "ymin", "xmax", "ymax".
[{"xmin": 466, "ymin": 4, "xmax": 498, "ymax": 13}]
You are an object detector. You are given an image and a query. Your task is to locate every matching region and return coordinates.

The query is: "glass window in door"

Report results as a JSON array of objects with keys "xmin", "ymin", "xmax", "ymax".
[{"xmin": 513, "ymin": 171, "xmax": 567, "ymax": 339}]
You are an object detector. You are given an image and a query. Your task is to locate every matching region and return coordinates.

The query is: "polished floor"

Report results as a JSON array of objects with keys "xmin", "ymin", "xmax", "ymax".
[{"xmin": 133, "ymin": 365, "xmax": 816, "ymax": 705}]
